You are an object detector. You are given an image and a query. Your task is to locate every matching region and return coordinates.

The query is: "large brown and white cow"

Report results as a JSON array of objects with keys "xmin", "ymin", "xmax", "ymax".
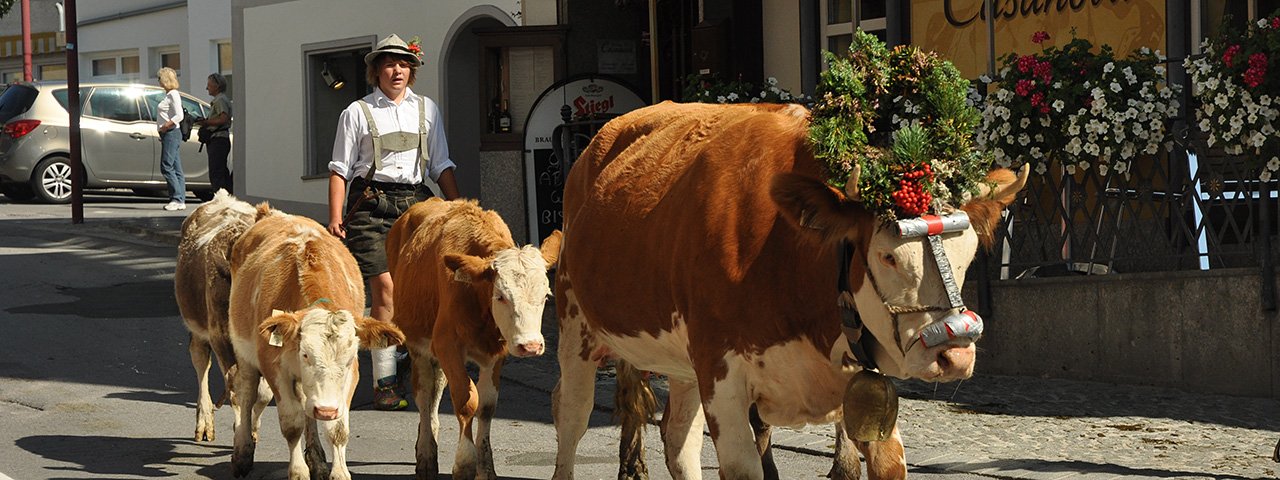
[
  {"xmin": 386, "ymin": 197, "xmax": 562, "ymax": 480},
  {"xmin": 175, "ymin": 189, "xmax": 257, "ymax": 443},
  {"xmin": 228, "ymin": 206, "xmax": 405, "ymax": 480},
  {"xmin": 551, "ymin": 101, "xmax": 1026, "ymax": 479}
]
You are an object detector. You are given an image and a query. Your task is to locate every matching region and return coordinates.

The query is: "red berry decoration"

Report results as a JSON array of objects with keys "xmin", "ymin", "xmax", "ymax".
[{"xmin": 892, "ymin": 163, "xmax": 935, "ymax": 217}]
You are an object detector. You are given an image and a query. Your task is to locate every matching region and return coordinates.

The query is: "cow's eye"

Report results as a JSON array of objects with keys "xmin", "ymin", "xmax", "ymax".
[
  {"xmin": 302, "ymin": 352, "xmax": 311, "ymax": 363},
  {"xmin": 496, "ymin": 293, "xmax": 508, "ymax": 303},
  {"xmin": 881, "ymin": 253, "xmax": 897, "ymax": 268}
]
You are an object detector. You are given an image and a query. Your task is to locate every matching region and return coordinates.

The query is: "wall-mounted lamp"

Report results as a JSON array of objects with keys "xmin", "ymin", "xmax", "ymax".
[{"xmin": 321, "ymin": 62, "xmax": 345, "ymax": 90}]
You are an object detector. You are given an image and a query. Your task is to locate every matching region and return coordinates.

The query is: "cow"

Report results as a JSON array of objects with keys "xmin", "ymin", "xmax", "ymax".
[
  {"xmin": 174, "ymin": 189, "xmax": 259, "ymax": 443},
  {"xmin": 385, "ymin": 197, "xmax": 562, "ymax": 480},
  {"xmin": 550, "ymin": 101, "xmax": 1026, "ymax": 480},
  {"xmin": 228, "ymin": 206, "xmax": 405, "ymax": 480}
]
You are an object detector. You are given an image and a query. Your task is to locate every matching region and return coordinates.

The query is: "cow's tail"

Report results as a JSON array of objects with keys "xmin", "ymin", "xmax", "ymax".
[
  {"xmin": 614, "ymin": 359, "xmax": 656, "ymax": 480},
  {"xmin": 216, "ymin": 364, "xmax": 238, "ymax": 408}
]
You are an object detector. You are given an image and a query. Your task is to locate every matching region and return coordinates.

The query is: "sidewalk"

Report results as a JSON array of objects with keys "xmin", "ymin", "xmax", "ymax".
[{"xmin": 106, "ymin": 214, "xmax": 1280, "ymax": 480}]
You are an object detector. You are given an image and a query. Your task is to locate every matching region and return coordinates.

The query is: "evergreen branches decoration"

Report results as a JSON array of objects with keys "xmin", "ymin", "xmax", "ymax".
[{"xmin": 808, "ymin": 30, "xmax": 990, "ymax": 221}]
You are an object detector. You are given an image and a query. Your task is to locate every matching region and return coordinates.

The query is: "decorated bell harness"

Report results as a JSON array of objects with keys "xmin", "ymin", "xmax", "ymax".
[{"xmin": 837, "ymin": 210, "xmax": 985, "ymax": 372}]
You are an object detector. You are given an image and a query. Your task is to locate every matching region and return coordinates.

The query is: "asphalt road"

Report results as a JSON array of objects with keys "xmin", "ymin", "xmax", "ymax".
[{"xmin": 0, "ymin": 194, "xmax": 1000, "ymax": 479}]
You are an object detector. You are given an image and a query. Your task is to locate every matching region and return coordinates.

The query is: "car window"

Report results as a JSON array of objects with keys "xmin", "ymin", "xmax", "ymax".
[
  {"xmin": 84, "ymin": 87, "xmax": 143, "ymax": 122},
  {"xmin": 52, "ymin": 88, "xmax": 90, "ymax": 113},
  {"xmin": 0, "ymin": 85, "xmax": 38, "ymax": 123},
  {"xmin": 180, "ymin": 95, "xmax": 208, "ymax": 119}
]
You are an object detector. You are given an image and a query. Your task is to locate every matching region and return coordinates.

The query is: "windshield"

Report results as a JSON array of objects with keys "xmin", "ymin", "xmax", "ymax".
[{"xmin": 0, "ymin": 85, "xmax": 37, "ymax": 123}]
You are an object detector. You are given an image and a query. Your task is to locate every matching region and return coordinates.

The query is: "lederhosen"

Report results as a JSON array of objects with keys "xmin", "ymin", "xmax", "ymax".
[{"xmin": 343, "ymin": 96, "xmax": 434, "ymax": 278}]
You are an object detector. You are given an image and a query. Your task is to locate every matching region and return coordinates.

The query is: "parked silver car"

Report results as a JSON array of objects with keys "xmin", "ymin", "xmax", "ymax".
[{"xmin": 0, "ymin": 81, "xmax": 223, "ymax": 203}]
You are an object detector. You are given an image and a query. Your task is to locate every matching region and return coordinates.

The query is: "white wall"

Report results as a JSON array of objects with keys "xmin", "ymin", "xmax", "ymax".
[
  {"xmin": 761, "ymin": 0, "xmax": 802, "ymax": 95},
  {"xmin": 237, "ymin": 0, "xmax": 517, "ymax": 212},
  {"xmin": 76, "ymin": 1, "xmax": 231, "ymax": 94}
]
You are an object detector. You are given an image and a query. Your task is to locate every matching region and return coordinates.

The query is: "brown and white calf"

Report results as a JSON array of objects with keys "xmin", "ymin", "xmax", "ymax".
[
  {"xmin": 174, "ymin": 189, "xmax": 258, "ymax": 442},
  {"xmin": 552, "ymin": 102, "xmax": 1026, "ymax": 479},
  {"xmin": 386, "ymin": 198, "xmax": 562, "ymax": 480},
  {"xmin": 228, "ymin": 206, "xmax": 405, "ymax": 480}
]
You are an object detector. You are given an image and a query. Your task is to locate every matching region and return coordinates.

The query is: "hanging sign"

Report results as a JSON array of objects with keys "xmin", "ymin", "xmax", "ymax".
[{"xmin": 523, "ymin": 75, "xmax": 647, "ymax": 245}]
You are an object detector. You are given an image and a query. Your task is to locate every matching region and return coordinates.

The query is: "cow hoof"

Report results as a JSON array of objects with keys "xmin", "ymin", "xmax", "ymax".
[
  {"xmin": 230, "ymin": 450, "xmax": 254, "ymax": 478},
  {"xmin": 452, "ymin": 463, "xmax": 477, "ymax": 480},
  {"xmin": 194, "ymin": 424, "xmax": 214, "ymax": 442}
]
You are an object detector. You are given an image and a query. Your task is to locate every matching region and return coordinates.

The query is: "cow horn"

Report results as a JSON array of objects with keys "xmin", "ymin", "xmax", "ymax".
[
  {"xmin": 977, "ymin": 163, "xmax": 1031, "ymax": 200},
  {"xmin": 843, "ymin": 163, "xmax": 861, "ymax": 201}
]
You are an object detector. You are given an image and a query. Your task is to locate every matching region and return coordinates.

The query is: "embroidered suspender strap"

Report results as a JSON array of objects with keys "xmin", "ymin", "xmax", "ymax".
[
  {"xmin": 357, "ymin": 100, "xmax": 383, "ymax": 176},
  {"xmin": 417, "ymin": 95, "xmax": 429, "ymax": 184}
]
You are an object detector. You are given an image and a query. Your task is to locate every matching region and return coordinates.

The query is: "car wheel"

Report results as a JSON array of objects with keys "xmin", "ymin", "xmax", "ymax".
[
  {"xmin": 0, "ymin": 183, "xmax": 35, "ymax": 201},
  {"xmin": 194, "ymin": 189, "xmax": 215, "ymax": 202},
  {"xmin": 30, "ymin": 156, "xmax": 73, "ymax": 204}
]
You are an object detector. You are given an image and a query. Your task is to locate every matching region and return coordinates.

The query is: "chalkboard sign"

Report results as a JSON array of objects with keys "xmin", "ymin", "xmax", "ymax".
[{"xmin": 523, "ymin": 75, "xmax": 647, "ymax": 245}]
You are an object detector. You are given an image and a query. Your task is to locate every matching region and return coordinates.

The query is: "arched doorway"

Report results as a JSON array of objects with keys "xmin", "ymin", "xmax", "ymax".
[{"xmin": 441, "ymin": 7, "xmax": 516, "ymax": 200}]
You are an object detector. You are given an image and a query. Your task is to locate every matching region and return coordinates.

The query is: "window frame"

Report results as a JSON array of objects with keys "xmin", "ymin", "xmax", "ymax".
[{"xmin": 301, "ymin": 35, "xmax": 376, "ymax": 178}]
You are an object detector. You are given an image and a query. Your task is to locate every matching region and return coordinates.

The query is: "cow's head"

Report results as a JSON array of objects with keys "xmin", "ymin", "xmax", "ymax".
[
  {"xmin": 260, "ymin": 308, "xmax": 405, "ymax": 420},
  {"xmin": 770, "ymin": 166, "xmax": 1028, "ymax": 382},
  {"xmin": 444, "ymin": 230, "xmax": 563, "ymax": 358}
]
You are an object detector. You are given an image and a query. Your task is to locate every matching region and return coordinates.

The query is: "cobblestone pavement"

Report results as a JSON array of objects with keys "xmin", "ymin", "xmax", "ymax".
[{"xmin": 111, "ymin": 214, "xmax": 1280, "ymax": 480}]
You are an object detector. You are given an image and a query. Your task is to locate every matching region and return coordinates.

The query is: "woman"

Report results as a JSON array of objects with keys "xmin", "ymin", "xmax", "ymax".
[
  {"xmin": 197, "ymin": 73, "xmax": 233, "ymax": 194},
  {"xmin": 156, "ymin": 67, "xmax": 186, "ymax": 210},
  {"xmin": 327, "ymin": 33, "xmax": 460, "ymax": 410}
]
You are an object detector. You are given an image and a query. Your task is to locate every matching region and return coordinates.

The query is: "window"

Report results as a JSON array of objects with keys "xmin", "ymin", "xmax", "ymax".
[
  {"xmin": 85, "ymin": 87, "xmax": 142, "ymax": 122},
  {"xmin": 216, "ymin": 42, "xmax": 234, "ymax": 98},
  {"xmin": 2, "ymin": 71, "xmax": 20, "ymax": 83},
  {"xmin": 160, "ymin": 51, "xmax": 181, "ymax": 74},
  {"xmin": 302, "ymin": 37, "xmax": 373, "ymax": 177},
  {"xmin": 1194, "ymin": 0, "xmax": 1280, "ymax": 52},
  {"xmin": 475, "ymin": 26, "xmax": 567, "ymax": 150},
  {"xmin": 821, "ymin": 0, "xmax": 887, "ymax": 56},
  {"xmin": 121, "ymin": 56, "xmax": 140, "ymax": 75},
  {"xmin": 91, "ymin": 58, "xmax": 116, "ymax": 77},
  {"xmin": 38, "ymin": 64, "xmax": 65, "ymax": 80}
]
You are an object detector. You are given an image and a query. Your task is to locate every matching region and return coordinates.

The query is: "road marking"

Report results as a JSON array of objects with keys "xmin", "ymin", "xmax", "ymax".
[{"xmin": 0, "ymin": 472, "xmax": 14, "ymax": 480}]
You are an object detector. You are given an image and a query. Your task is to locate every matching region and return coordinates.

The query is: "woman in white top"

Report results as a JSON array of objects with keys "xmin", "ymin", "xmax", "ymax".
[
  {"xmin": 156, "ymin": 67, "xmax": 186, "ymax": 210},
  {"xmin": 327, "ymin": 33, "xmax": 460, "ymax": 410}
]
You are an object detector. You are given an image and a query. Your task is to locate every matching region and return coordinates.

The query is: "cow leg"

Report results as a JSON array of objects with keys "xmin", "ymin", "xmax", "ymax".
[
  {"xmin": 615, "ymin": 360, "xmax": 656, "ymax": 480},
  {"xmin": 661, "ymin": 378, "xmax": 705, "ymax": 480},
  {"xmin": 827, "ymin": 422, "xmax": 861, "ymax": 480},
  {"xmin": 230, "ymin": 366, "xmax": 261, "ymax": 477},
  {"xmin": 551, "ymin": 296, "xmax": 596, "ymax": 480},
  {"xmin": 276, "ymin": 389, "xmax": 314, "ymax": 480},
  {"xmin": 322, "ymin": 415, "xmax": 352, "ymax": 480},
  {"xmin": 854, "ymin": 424, "xmax": 906, "ymax": 480},
  {"xmin": 411, "ymin": 341, "xmax": 446, "ymax": 480},
  {"xmin": 702, "ymin": 372, "xmax": 763, "ymax": 480},
  {"xmin": 473, "ymin": 359, "xmax": 503, "ymax": 480},
  {"xmin": 303, "ymin": 418, "xmax": 331, "ymax": 480},
  {"xmin": 437, "ymin": 341, "xmax": 480, "ymax": 480},
  {"xmin": 748, "ymin": 405, "xmax": 778, "ymax": 480},
  {"xmin": 188, "ymin": 332, "xmax": 216, "ymax": 442},
  {"xmin": 251, "ymin": 377, "xmax": 274, "ymax": 443}
]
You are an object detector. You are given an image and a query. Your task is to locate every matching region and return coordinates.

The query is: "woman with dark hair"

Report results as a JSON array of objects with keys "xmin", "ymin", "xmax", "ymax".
[
  {"xmin": 327, "ymin": 33, "xmax": 460, "ymax": 410},
  {"xmin": 197, "ymin": 73, "xmax": 233, "ymax": 194}
]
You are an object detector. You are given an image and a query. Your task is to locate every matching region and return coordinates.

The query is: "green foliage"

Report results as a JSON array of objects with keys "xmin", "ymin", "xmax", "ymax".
[
  {"xmin": 681, "ymin": 74, "xmax": 806, "ymax": 104},
  {"xmin": 808, "ymin": 30, "xmax": 989, "ymax": 221}
]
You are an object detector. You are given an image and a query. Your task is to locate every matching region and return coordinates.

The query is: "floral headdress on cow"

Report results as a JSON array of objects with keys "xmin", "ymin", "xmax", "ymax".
[{"xmin": 808, "ymin": 31, "xmax": 991, "ymax": 222}]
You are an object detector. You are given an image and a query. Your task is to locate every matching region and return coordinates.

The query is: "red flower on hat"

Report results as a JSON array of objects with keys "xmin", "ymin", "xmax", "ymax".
[{"xmin": 407, "ymin": 36, "xmax": 424, "ymax": 61}]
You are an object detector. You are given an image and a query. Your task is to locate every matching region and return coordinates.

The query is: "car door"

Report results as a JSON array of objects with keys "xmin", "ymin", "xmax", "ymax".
[{"xmin": 80, "ymin": 86, "xmax": 156, "ymax": 183}]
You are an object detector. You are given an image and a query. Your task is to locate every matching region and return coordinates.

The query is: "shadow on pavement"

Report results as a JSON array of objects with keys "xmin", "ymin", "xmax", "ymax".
[
  {"xmin": 106, "ymin": 389, "xmax": 195, "ymax": 407},
  {"xmin": 16, "ymin": 435, "xmax": 230, "ymax": 478},
  {"xmin": 917, "ymin": 458, "xmax": 1263, "ymax": 480},
  {"xmin": 7, "ymin": 279, "xmax": 178, "ymax": 318}
]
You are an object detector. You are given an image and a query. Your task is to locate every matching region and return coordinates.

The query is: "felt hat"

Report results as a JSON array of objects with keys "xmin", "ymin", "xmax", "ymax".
[{"xmin": 364, "ymin": 34, "xmax": 423, "ymax": 67}]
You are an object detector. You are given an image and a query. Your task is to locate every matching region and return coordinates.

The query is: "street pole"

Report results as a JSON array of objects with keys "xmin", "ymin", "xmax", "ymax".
[
  {"xmin": 648, "ymin": 0, "xmax": 659, "ymax": 103},
  {"xmin": 64, "ymin": 0, "xmax": 81, "ymax": 223},
  {"xmin": 21, "ymin": 0, "xmax": 31, "ymax": 81}
]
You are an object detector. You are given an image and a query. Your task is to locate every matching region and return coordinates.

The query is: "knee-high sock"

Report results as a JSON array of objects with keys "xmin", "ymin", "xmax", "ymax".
[{"xmin": 371, "ymin": 346, "xmax": 396, "ymax": 382}]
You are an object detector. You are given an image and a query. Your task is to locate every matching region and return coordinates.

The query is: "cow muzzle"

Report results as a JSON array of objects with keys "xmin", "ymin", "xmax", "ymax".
[
  {"xmin": 312, "ymin": 405, "xmax": 340, "ymax": 421},
  {"xmin": 508, "ymin": 333, "xmax": 545, "ymax": 358}
]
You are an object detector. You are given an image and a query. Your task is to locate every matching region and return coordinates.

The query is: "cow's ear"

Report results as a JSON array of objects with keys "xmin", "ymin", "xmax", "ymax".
[
  {"xmin": 259, "ymin": 311, "xmax": 302, "ymax": 345},
  {"xmin": 444, "ymin": 254, "xmax": 495, "ymax": 284},
  {"xmin": 962, "ymin": 165, "xmax": 1030, "ymax": 250},
  {"xmin": 769, "ymin": 173, "xmax": 873, "ymax": 243},
  {"xmin": 355, "ymin": 316, "xmax": 406, "ymax": 350},
  {"xmin": 539, "ymin": 230, "xmax": 563, "ymax": 269}
]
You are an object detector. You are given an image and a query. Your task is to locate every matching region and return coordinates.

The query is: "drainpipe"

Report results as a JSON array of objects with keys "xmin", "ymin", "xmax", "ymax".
[
  {"xmin": 22, "ymin": 0, "xmax": 31, "ymax": 81},
  {"xmin": 65, "ymin": 0, "xmax": 81, "ymax": 223},
  {"xmin": 648, "ymin": 0, "xmax": 659, "ymax": 103}
]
